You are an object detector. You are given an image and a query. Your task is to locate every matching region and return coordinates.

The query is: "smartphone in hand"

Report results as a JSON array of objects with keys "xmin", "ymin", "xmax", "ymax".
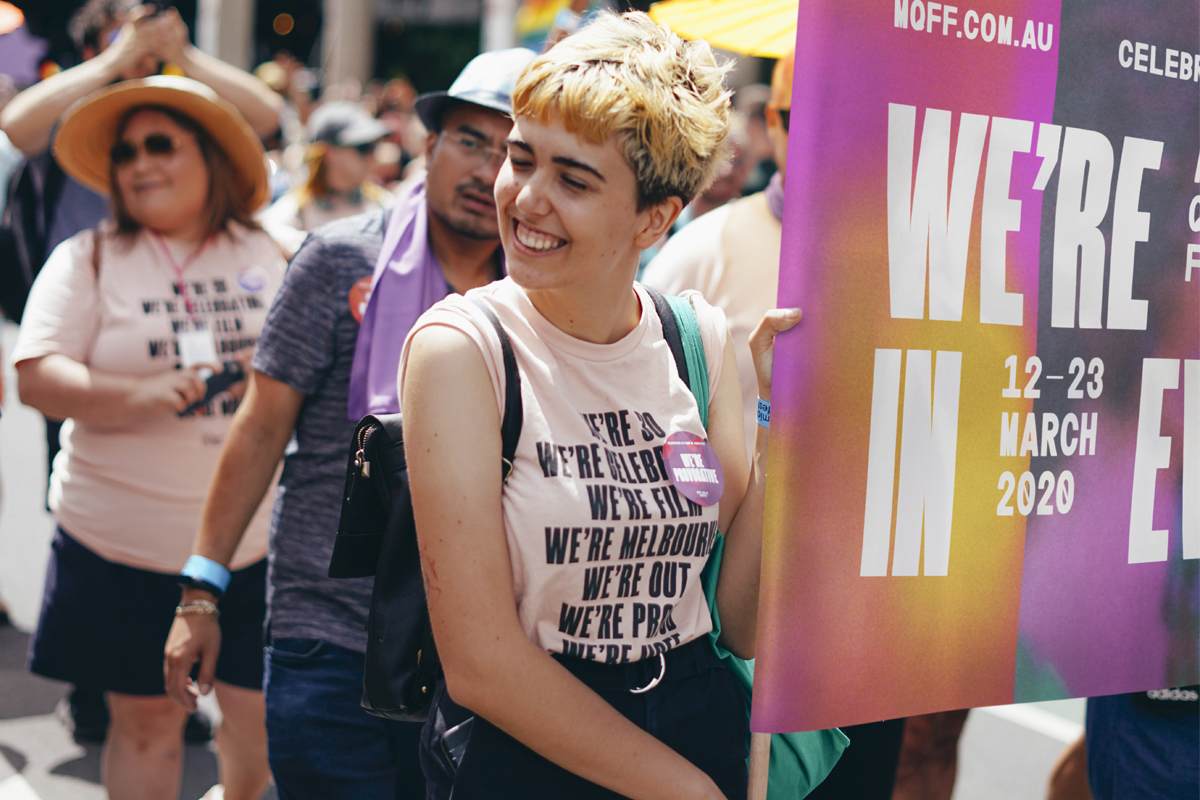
[{"xmin": 178, "ymin": 361, "xmax": 245, "ymax": 417}]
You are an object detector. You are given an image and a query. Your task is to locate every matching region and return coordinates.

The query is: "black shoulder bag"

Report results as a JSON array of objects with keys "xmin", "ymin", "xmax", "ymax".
[
  {"xmin": 327, "ymin": 298, "xmax": 523, "ymax": 721},
  {"xmin": 0, "ymin": 152, "xmax": 67, "ymax": 322}
]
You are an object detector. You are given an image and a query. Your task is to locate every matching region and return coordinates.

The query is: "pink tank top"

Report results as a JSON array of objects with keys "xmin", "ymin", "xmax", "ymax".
[{"xmin": 402, "ymin": 278, "xmax": 728, "ymax": 664}]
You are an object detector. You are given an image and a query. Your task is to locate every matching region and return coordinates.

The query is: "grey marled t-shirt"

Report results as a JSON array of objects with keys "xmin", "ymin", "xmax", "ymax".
[{"xmin": 252, "ymin": 211, "xmax": 398, "ymax": 652}]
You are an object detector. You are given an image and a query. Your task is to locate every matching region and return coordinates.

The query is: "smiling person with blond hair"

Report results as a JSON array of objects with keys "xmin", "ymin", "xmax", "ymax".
[{"xmin": 400, "ymin": 12, "xmax": 802, "ymax": 799}]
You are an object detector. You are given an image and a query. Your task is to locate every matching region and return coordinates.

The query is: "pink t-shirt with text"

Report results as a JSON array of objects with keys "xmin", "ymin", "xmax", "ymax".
[
  {"xmin": 12, "ymin": 223, "xmax": 284, "ymax": 573},
  {"xmin": 402, "ymin": 278, "xmax": 728, "ymax": 664}
]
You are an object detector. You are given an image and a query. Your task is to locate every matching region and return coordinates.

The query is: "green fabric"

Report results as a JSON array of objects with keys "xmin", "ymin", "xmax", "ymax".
[
  {"xmin": 701, "ymin": 533, "xmax": 849, "ymax": 798},
  {"xmin": 667, "ymin": 295, "xmax": 849, "ymax": 798}
]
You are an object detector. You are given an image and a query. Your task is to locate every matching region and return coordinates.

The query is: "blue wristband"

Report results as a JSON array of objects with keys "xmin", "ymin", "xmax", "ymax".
[
  {"xmin": 757, "ymin": 397, "xmax": 770, "ymax": 428},
  {"xmin": 181, "ymin": 555, "xmax": 232, "ymax": 594}
]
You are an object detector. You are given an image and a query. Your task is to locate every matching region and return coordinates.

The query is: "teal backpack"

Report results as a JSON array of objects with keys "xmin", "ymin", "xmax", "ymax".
[{"xmin": 645, "ymin": 286, "xmax": 849, "ymax": 799}]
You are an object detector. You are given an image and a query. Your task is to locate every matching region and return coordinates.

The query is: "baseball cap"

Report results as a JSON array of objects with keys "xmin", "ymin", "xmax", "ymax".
[{"xmin": 307, "ymin": 101, "xmax": 390, "ymax": 147}]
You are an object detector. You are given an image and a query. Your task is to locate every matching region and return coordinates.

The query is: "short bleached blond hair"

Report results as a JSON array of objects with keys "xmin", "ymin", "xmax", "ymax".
[{"xmin": 512, "ymin": 11, "xmax": 733, "ymax": 210}]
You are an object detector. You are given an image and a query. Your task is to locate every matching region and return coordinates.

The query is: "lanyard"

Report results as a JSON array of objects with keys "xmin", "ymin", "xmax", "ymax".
[{"xmin": 152, "ymin": 232, "xmax": 209, "ymax": 323}]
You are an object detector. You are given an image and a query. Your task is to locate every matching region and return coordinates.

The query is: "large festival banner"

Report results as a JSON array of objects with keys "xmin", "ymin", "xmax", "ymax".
[{"xmin": 754, "ymin": 0, "xmax": 1199, "ymax": 733}]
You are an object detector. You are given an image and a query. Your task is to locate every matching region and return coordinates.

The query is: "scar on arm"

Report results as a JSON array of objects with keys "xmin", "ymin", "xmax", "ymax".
[{"xmin": 420, "ymin": 541, "xmax": 442, "ymax": 600}]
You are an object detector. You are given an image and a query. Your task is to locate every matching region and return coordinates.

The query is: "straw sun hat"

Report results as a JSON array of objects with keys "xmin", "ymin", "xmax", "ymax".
[{"xmin": 54, "ymin": 75, "xmax": 269, "ymax": 210}]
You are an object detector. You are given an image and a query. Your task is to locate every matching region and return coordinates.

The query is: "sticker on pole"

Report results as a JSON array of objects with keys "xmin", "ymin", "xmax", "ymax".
[{"xmin": 662, "ymin": 431, "xmax": 724, "ymax": 507}]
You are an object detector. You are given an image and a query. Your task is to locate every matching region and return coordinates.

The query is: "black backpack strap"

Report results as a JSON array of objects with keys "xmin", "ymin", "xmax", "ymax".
[
  {"xmin": 644, "ymin": 284, "xmax": 690, "ymax": 392},
  {"xmin": 42, "ymin": 154, "xmax": 67, "ymax": 241},
  {"xmin": 468, "ymin": 297, "xmax": 523, "ymax": 482}
]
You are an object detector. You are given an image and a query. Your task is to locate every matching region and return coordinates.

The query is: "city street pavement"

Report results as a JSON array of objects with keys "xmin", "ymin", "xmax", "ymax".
[
  {"xmin": 0, "ymin": 322, "xmax": 240, "ymax": 800},
  {"xmin": 0, "ymin": 321, "xmax": 1082, "ymax": 799}
]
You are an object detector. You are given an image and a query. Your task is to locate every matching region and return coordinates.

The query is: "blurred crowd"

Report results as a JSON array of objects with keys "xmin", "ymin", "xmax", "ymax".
[
  {"xmin": 0, "ymin": 1, "xmax": 785, "ymax": 252},
  {"xmin": 248, "ymin": 41, "xmax": 781, "ymax": 257}
]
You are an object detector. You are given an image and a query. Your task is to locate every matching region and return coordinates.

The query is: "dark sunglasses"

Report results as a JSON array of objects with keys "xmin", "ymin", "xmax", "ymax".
[
  {"xmin": 110, "ymin": 134, "xmax": 181, "ymax": 165},
  {"xmin": 352, "ymin": 142, "xmax": 376, "ymax": 156},
  {"xmin": 778, "ymin": 109, "xmax": 790, "ymax": 133}
]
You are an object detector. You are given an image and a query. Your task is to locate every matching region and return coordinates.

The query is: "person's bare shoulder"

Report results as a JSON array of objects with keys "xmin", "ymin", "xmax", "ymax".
[{"xmin": 641, "ymin": 202, "xmax": 733, "ymax": 295}]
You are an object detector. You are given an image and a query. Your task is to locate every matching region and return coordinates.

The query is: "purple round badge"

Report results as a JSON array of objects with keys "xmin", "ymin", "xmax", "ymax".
[
  {"xmin": 237, "ymin": 265, "xmax": 269, "ymax": 293},
  {"xmin": 662, "ymin": 431, "xmax": 724, "ymax": 507}
]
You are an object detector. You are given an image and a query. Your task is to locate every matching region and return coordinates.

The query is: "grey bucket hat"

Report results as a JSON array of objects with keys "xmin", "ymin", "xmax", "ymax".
[{"xmin": 415, "ymin": 47, "xmax": 537, "ymax": 132}]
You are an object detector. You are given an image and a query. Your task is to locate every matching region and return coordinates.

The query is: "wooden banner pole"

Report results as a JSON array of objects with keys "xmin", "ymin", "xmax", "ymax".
[{"xmin": 747, "ymin": 731, "xmax": 771, "ymax": 800}]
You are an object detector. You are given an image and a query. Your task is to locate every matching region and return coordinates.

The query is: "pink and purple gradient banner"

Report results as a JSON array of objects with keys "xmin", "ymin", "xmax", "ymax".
[{"xmin": 753, "ymin": 0, "xmax": 1199, "ymax": 733}]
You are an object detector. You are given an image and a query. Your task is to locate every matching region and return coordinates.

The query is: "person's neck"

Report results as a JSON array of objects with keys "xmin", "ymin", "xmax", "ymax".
[
  {"xmin": 525, "ymin": 269, "xmax": 642, "ymax": 345},
  {"xmin": 151, "ymin": 219, "xmax": 209, "ymax": 249},
  {"xmin": 689, "ymin": 196, "xmax": 723, "ymax": 219},
  {"xmin": 426, "ymin": 211, "xmax": 501, "ymax": 293},
  {"xmin": 317, "ymin": 186, "xmax": 364, "ymax": 207}
]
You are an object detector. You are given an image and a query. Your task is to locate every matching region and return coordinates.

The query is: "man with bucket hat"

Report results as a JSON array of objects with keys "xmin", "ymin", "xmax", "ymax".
[{"xmin": 163, "ymin": 47, "xmax": 536, "ymax": 799}]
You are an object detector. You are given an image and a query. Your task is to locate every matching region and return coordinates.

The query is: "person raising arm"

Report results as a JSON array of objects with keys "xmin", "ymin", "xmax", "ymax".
[
  {"xmin": 12, "ymin": 76, "xmax": 284, "ymax": 800},
  {"xmin": 1, "ymin": 3, "xmax": 280, "ymax": 156}
]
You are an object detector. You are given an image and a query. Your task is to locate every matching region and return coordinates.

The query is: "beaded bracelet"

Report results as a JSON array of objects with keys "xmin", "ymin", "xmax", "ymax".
[{"xmin": 175, "ymin": 600, "xmax": 219, "ymax": 618}]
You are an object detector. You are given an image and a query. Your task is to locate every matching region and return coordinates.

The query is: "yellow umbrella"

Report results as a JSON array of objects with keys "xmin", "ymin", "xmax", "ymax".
[{"xmin": 649, "ymin": 0, "xmax": 798, "ymax": 59}]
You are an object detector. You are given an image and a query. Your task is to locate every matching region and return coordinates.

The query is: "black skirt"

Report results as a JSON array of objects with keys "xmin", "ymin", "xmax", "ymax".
[{"xmin": 420, "ymin": 635, "xmax": 749, "ymax": 800}]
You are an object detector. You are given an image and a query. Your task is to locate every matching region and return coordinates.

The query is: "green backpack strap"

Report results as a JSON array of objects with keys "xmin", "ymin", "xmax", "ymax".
[
  {"xmin": 644, "ymin": 285, "xmax": 710, "ymax": 426},
  {"xmin": 663, "ymin": 294, "xmax": 709, "ymax": 428}
]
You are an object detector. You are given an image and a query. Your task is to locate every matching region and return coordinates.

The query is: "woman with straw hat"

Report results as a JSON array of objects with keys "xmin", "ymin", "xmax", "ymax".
[{"xmin": 11, "ymin": 75, "xmax": 284, "ymax": 800}]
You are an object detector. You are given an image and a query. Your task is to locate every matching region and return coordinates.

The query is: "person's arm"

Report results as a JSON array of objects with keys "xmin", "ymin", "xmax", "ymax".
[
  {"xmin": 16, "ymin": 353, "xmax": 209, "ymax": 427},
  {"xmin": 0, "ymin": 20, "xmax": 158, "ymax": 155},
  {"xmin": 403, "ymin": 325, "xmax": 728, "ymax": 800},
  {"xmin": 14, "ymin": 231, "xmax": 209, "ymax": 424},
  {"xmin": 163, "ymin": 369, "xmax": 303, "ymax": 709},
  {"xmin": 707, "ymin": 308, "xmax": 802, "ymax": 659},
  {"xmin": 156, "ymin": 9, "xmax": 282, "ymax": 138}
]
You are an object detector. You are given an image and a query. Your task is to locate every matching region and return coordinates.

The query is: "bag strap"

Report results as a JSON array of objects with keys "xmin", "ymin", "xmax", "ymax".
[
  {"xmin": 467, "ymin": 297, "xmax": 523, "ymax": 481},
  {"xmin": 665, "ymin": 295, "xmax": 709, "ymax": 430},
  {"xmin": 92, "ymin": 228, "xmax": 102, "ymax": 278},
  {"xmin": 645, "ymin": 285, "xmax": 689, "ymax": 391},
  {"xmin": 643, "ymin": 285, "xmax": 710, "ymax": 430}
]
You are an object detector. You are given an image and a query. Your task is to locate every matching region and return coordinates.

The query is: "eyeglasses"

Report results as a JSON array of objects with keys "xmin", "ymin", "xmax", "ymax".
[
  {"xmin": 110, "ymin": 134, "xmax": 182, "ymax": 166},
  {"xmin": 352, "ymin": 142, "xmax": 377, "ymax": 156},
  {"xmin": 440, "ymin": 132, "xmax": 506, "ymax": 166}
]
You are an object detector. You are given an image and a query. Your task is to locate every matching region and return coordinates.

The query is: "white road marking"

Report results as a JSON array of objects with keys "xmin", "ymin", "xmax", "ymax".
[
  {"xmin": 0, "ymin": 774, "xmax": 41, "ymax": 800},
  {"xmin": 979, "ymin": 704, "xmax": 1084, "ymax": 744}
]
